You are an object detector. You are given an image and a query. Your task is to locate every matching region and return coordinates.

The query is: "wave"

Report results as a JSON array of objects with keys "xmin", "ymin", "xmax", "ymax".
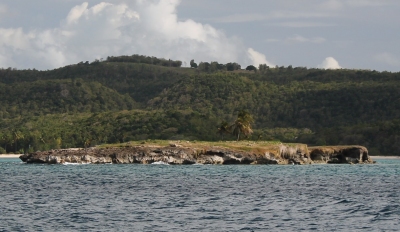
[
  {"xmin": 151, "ymin": 161, "xmax": 170, "ymax": 165},
  {"xmin": 62, "ymin": 162, "xmax": 91, "ymax": 165}
]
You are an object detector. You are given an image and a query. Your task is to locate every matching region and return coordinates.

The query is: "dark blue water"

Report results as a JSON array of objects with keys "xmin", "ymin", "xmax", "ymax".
[{"xmin": 1, "ymin": 158, "xmax": 399, "ymax": 231}]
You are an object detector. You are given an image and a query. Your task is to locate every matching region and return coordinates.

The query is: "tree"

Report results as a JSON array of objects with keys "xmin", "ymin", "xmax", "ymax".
[
  {"xmin": 190, "ymin": 59, "xmax": 198, "ymax": 68},
  {"xmin": 198, "ymin": 62, "xmax": 210, "ymax": 72},
  {"xmin": 259, "ymin": 64, "xmax": 269, "ymax": 71},
  {"xmin": 217, "ymin": 121, "xmax": 231, "ymax": 140},
  {"xmin": 210, "ymin": 62, "xmax": 219, "ymax": 72},
  {"xmin": 246, "ymin": 65, "xmax": 257, "ymax": 72},
  {"xmin": 226, "ymin": 62, "xmax": 241, "ymax": 71},
  {"xmin": 229, "ymin": 110, "xmax": 254, "ymax": 141}
]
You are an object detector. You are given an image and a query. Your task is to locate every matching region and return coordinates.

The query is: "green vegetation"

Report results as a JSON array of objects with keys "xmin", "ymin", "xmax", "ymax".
[
  {"xmin": 99, "ymin": 140, "xmax": 284, "ymax": 154},
  {"xmin": 1, "ymin": 55, "xmax": 400, "ymax": 155},
  {"xmin": 229, "ymin": 110, "xmax": 254, "ymax": 141}
]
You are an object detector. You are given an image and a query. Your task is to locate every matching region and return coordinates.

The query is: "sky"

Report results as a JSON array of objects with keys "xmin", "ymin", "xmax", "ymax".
[{"xmin": 0, "ymin": 0, "xmax": 399, "ymax": 71}]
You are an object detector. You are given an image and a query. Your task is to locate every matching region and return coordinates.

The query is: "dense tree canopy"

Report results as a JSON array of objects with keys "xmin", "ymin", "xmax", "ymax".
[{"xmin": 1, "ymin": 55, "xmax": 400, "ymax": 155}]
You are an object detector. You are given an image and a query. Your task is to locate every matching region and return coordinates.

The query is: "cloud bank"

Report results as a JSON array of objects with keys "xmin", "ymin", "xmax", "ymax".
[{"xmin": 0, "ymin": 0, "xmax": 270, "ymax": 70}]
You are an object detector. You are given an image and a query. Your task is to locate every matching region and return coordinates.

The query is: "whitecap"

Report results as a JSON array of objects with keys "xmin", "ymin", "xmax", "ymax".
[
  {"xmin": 62, "ymin": 162, "xmax": 91, "ymax": 165},
  {"xmin": 151, "ymin": 161, "xmax": 170, "ymax": 165}
]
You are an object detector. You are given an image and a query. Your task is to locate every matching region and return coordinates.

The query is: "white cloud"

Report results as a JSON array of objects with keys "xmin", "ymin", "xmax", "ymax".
[
  {"xmin": 247, "ymin": 48, "xmax": 274, "ymax": 67},
  {"xmin": 0, "ymin": 28, "xmax": 32, "ymax": 49},
  {"xmin": 318, "ymin": 57, "xmax": 342, "ymax": 69},
  {"xmin": 66, "ymin": 2, "xmax": 89, "ymax": 24},
  {"xmin": 285, "ymin": 35, "xmax": 326, "ymax": 44},
  {"xmin": 375, "ymin": 52, "xmax": 400, "ymax": 67},
  {"xmin": 0, "ymin": 1, "xmax": 270, "ymax": 70}
]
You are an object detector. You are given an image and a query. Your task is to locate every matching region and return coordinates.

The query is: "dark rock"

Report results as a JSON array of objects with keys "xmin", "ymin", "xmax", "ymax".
[{"xmin": 309, "ymin": 146, "xmax": 374, "ymax": 164}]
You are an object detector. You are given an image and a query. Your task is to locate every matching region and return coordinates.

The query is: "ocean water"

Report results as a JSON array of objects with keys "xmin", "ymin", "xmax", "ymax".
[{"xmin": 1, "ymin": 158, "xmax": 399, "ymax": 231}]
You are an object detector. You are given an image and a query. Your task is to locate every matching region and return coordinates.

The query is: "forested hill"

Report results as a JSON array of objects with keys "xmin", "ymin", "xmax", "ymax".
[{"xmin": 1, "ymin": 55, "xmax": 400, "ymax": 156}]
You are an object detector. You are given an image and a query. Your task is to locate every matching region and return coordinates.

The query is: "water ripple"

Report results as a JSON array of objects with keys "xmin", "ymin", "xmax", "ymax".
[{"xmin": 0, "ymin": 158, "xmax": 399, "ymax": 231}]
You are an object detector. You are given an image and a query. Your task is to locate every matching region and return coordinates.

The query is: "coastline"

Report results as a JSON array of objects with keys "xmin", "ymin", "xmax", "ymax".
[
  {"xmin": 0, "ymin": 154, "xmax": 22, "ymax": 158},
  {"xmin": 19, "ymin": 144, "xmax": 374, "ymax": 165},
  {"xmin": 3, "ymin": 154, "xmax": 396, "ymax": 161},
  {"xmin": 370, "ymin": 156, "xmax": 400, "ymax": 160}
]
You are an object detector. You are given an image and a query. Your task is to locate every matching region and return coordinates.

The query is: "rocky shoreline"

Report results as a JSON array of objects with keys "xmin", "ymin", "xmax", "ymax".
[{"xmin": 19, "ymin": 143, "xmax": 374, "ymax": 165}]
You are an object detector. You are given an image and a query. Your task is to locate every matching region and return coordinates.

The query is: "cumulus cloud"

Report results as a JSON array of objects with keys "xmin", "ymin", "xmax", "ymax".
[
  {"xmin": 66, "ymin": 2, "xmax": 90, "ymax": 24},
  {"xmin": 247, "ymin": 48, "xmax": 274, "ymax": 67},
  {"xmin": 0, "ymin": 28, "xmax": 32, "ymax": 49},
  {"xmin": 0, "ymin": 0, "xmax": 271, "ymax": 70},
  {"xmin": 318, "ymin": 57, "xmax": 342, "ymax": 69}
]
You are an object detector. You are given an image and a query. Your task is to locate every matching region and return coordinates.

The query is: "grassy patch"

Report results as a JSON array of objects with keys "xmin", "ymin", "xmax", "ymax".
[{"xmin": 97, "ymin": 140, "xmax": 299, "ymax": 155}]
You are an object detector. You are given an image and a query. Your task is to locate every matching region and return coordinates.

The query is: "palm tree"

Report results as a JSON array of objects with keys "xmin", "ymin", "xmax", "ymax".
[
  {"xmin": 230, "ymin": 110, "xmax": 254, "ymax": 141},
  {"xmin": 217, "ymin": 121, "xmax": 231, "ymax": 140}
]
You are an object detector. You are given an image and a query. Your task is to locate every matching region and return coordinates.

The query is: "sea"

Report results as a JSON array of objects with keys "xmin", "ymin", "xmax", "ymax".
[{"xmin": 1, "ymin": 158, "xmax": 399, "ymax": 232}]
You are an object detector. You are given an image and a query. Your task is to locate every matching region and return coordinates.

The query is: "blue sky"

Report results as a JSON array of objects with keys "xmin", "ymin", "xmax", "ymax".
[{"xmin": 0, "ymin": 0, "xmax": 399, "ymax": 71}]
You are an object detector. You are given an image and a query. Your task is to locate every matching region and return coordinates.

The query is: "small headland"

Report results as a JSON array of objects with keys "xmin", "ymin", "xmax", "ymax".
[{"xmin": 19, "ymin": 141, "xmax": 374, "ymax": 165}]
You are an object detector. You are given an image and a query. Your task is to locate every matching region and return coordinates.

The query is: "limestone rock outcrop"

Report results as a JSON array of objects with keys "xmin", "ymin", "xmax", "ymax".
[{"xmin": 19, "ymin": 144, "xmax": 373, "ymax": 165}]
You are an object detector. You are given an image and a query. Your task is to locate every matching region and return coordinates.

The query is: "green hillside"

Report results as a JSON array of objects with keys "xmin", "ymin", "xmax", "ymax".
[{"xmin": 1, "ymin": 55, "xmax": 399, "ymax": 155}]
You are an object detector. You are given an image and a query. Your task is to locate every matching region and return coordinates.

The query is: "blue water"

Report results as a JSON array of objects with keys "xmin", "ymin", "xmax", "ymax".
[{"xmin": 1, "ymin": 158, "xmax": 399, "ymax": 231}]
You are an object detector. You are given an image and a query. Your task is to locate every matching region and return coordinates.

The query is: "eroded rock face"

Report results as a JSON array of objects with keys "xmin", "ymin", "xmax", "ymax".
[
  {"xmin": 309, "ymin": 146, "xmax": 374, "ymax": 164},
  {"xmin": 19, "ymin": 144, "xmax": 373, "ymax": 165}
]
